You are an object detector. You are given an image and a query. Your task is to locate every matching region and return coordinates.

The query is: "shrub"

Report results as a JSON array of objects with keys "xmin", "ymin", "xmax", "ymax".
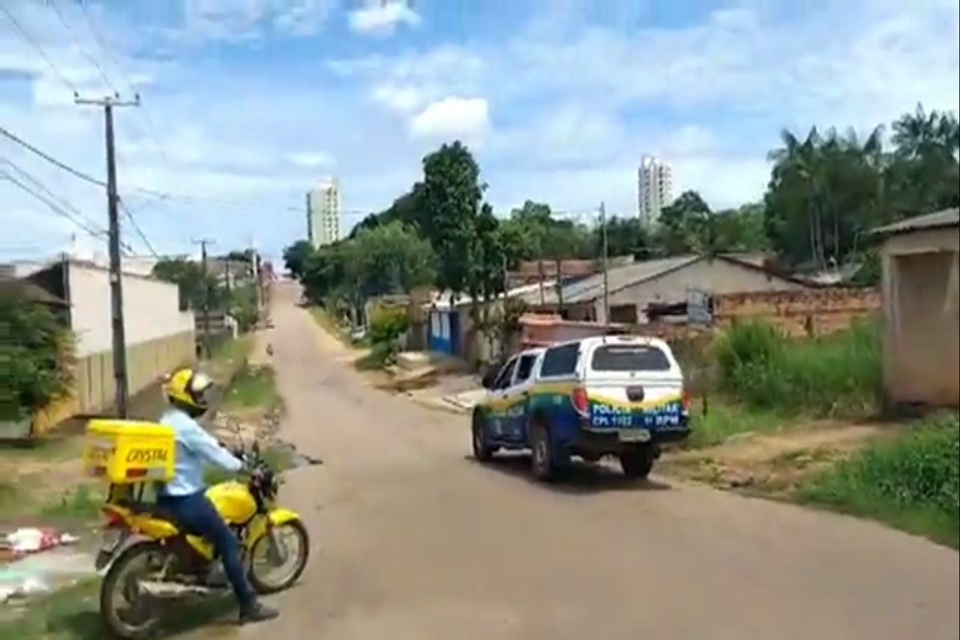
[
  {"xmin": 712, "ymin": 318, "xmax": 882, "ymax": 416},
  {"xmin": 0, "ymin": 292, "xmax": 74, "ymax": 421},
  {"xmin": 798, "ymin": 413, "xmax": 959, "ymax": 546},
  {"xmin": 368, "ymin": 306, "xmax": 409, "ymax": 346}
]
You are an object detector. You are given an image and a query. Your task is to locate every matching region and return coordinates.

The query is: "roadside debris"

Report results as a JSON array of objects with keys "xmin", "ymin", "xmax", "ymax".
[{"xmin": 1, "ymin": 528, "xmax": 90, "ymax": 606}]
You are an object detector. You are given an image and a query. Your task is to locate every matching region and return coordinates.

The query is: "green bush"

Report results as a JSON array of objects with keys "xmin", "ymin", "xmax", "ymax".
[
  {"xmin": 368, "ymin": 306, "xmax": 409, "ymax": 346},
  {"xmin": 712, "ymin": 318, "xmax": 882, "ymax": 416},
  {"xmin": 0, "ymin": 292, "xmax": 74, "ymax": 421},
  {"xmin": 355, "ymin": 341, "xmax": 396, "ymax": 371},
  {"xmin": 797, "ymin": 413, "xmax": 959, "ymax": 547}
]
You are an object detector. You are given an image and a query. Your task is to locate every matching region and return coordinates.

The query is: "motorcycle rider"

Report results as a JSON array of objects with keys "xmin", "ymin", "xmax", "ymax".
[{"xmin": 157, "ymin": 367, "xmax": 279, "ymax": 625}]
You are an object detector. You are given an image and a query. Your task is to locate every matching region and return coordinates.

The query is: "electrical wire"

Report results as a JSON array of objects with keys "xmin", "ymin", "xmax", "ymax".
[
  {"xmin": 74, "ymin": 0, "xmax": 177, "ymax": 173},
  {"xmin": 118, "ymin": 197, "xmax": 159, "ymax": 257},
  {"xmin": 0, "ymin": 156, "xmax": 106, "ymax": 233},
  {"xmin": 0, "ymin": 4, "xmax": 80, "ymax": 95},
  {"xmin": 0, "ymin": 126, "xmax": 106, "ymax": 187},
  {"xmin": 1, "ymin": 168, "xmax": 106, "ymax": 238},
  {"xmin": 46, "ymin": 0, "xmax": 118, "ymax": 95}
]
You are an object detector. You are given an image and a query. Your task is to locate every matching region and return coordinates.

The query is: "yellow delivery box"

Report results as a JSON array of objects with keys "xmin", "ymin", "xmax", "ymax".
[{"xmin": 84, "ymin": 419, "xmax": 176, "ymax": 484}]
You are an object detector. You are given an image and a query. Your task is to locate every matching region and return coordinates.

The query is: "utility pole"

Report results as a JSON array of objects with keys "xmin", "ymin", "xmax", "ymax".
[
  {"xmin": 75, "ymin": 93, "xmax": 140, "ymax": 418},
  {"xmin": 599, "ymin": 201, "xmax": 610, "ymax": 325},
  {"xmin": 193, "ymin": 238, "xmax": 215, "ymax": 358},
  {"xmin": 250, "ymin": 235, "xmax": 262, "ymax": 322}
]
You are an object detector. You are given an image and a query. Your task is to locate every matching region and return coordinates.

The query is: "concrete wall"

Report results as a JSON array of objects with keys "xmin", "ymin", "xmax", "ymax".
[
  {"xmin": 30, "ymin": 262, "xmax": 197, "ymax": 430},
  {"xmin": 881, "ymin": 227, "xmax": 959, "ymax": 407},
  {"xmin": 68, "ymin": 261, "xmax": 195, "ymax": 358},
  {"xmin": 593, "ymin": 258, "xmax": 806, "ymax": 323}
]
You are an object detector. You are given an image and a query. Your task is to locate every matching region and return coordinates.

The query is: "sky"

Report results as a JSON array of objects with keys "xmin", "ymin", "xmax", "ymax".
[{"xmin": 1, "ymin": 0, "xmax": 958, "ymax": 263}]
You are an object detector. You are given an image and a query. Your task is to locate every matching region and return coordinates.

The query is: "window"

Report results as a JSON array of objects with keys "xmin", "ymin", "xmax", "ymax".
[
  {"xmin": 590, "ymin": 344, "xmax": 671, "ymax": 372},
  {"xmin": 540, "ymin": 342, "xmax": 580, "ymax": 377},
  {"xmin": 513, "ymin": 354, "xmax": 538, "ymax": 384},
  {"xmin": 492, "ymin": 358, "xmax": 518, "ymax": 390}
]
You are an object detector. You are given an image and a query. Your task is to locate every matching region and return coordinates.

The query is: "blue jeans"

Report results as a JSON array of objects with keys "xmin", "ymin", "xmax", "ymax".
[{"xmin": 157, "ymin": 490, "xmax": 256, "ymax": 609}]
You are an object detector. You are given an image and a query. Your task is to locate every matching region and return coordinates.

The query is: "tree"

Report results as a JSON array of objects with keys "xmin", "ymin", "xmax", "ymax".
[
  {"xmin": 656, "ymin": 190, "xmax": 712, "ymax": 255},
  {"xmin": 0, "ymin": 292, "xmax": 74, "ymax": 421},
  {"xmin": 282, "ymin": 240, "xmax": 315, "ymax": 280},
  {"xmin": 152, "ymin": 257, "xmax": 226, "ymax": 311},
  {"xmin": 347, "ymin": 221, "xmax": 437, "ymax": 297},
  {"xmin": 419, "ymin": 141, "xmax": 486, "ymax": 298}
]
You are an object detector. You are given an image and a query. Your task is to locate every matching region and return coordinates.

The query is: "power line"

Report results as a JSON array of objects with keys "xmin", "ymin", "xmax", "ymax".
[
  {"xmin": 119, "ymin": 197, "xmax": 158, "ymax": 257},
  {"xmin": 1, "ymin": 168, "xmax": 105, "ymax": 238},
  {"xmin": 0, "ymin": 155, "xmax": 106, "ymax": 233},
  {"xmin": 75, "ymin": 0, "xmax": 176, "ymax": 174},
  {"xmin": 0, "ymin": 125, "xmax": 106, "ymax": 186},
  {"xmin": 0, "ymin": 4, "xmax": 80, "ymax": 95},
  {"xmin": 46, "ymin": 0, "xmax": 118, "ymax": 95}
]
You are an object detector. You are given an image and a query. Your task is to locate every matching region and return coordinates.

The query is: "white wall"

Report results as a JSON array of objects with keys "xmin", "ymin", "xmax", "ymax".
[{"xmin": 68, "ymin": 262, "xmax": 196, "ymax": 358}]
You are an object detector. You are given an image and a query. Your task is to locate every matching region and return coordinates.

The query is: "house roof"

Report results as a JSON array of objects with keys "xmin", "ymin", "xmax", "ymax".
[
  {"xmin": 870, "ymin": 208, "xmax": 959, "ymax": 237},
  {"xmin": 538, "ymin": 253, "xmax": 809, "ymax": 305},
  {"xmin": 428, "ymin": 281, "xmax": 558, "ymax": 311},
  {"xmin": 539, "ymin": 255, "xmax": 701, "ymax": 305},
  {"xmin": 0, "ymin": 278, "xmax": 69, "ymax": 306}
]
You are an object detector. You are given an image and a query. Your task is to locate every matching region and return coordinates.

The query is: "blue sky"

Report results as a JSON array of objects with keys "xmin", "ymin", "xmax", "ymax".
[{"xmin": 1, "ymin": 0, "xmax": 958, "ymax": 263}]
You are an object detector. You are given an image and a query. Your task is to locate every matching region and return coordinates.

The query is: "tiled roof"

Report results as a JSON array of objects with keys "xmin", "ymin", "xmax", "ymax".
[
  {"xmin": 870, "ymin": 208, "xmax": 959, "ymax": 236},
  {"xmin": 540, "ymin": 255, "xmax": 702, "ymax": 304}
]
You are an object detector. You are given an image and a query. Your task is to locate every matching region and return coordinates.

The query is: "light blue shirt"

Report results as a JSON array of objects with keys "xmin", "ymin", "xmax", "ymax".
[{"xmin": 158, "ymin": 408, "xmax": 244, "ymax": 497}]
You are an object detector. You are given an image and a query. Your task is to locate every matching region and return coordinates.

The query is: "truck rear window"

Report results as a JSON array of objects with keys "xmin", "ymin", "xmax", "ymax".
[{"xmin": 590, "ymin": 344, "xmax": 671, "ymax": 372}]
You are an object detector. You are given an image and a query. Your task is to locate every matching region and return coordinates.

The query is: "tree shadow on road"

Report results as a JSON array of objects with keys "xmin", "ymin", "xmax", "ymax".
[{"xmin": 464, "ymin": 453, "xmax": 673, "ymax": 494}]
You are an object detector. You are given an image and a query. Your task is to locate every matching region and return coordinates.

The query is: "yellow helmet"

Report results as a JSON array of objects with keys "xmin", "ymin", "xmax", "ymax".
[{"xmin": 165, "ymin": 367, "xmax": 214, "ymax": 414}]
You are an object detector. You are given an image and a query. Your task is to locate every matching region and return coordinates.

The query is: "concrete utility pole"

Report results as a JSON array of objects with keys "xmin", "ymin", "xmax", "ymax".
[
  {"xmin": 75, "ymin": 93, "xmax": 140, "ymax": 418},
  {"xmin": 193, "ymin": 238, "xmax": 215, "ymax": 358},
  {"xmin": 250, "ymin": 235, "xmax": 262, "ymax": 321},
  {"xmin": 599, "ymin": 201, "xmax": 610, "ymax": 325}
]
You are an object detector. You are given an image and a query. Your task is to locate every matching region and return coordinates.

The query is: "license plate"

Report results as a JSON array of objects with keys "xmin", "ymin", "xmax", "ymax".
[{"xmin": 618, "ymin": 429, "xmax": 651, "ymax": 443}]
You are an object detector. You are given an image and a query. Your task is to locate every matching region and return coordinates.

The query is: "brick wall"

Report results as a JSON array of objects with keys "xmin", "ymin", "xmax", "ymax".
[{"xmin": 713, "ymin": 288, "xmax": 881, "ymax": 336}]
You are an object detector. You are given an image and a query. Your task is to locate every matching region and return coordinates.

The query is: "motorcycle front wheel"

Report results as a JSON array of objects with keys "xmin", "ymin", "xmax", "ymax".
[
  {"xmin": 247, "ymin": 519, "xmax": 310, "ymax": 594},
  {"xmin": 99, "ymin": 541, "xmax": 167, "ymax": 640}
]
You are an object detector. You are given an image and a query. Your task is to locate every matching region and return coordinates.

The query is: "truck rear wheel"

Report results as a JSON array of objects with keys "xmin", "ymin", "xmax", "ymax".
[
  {"xmin": 529, "ymin": 422, "xmax": 557, "ymax": 482},
  {"xmin": 620, "ymin": 447, "xmax": 655, "ymax": 479}
]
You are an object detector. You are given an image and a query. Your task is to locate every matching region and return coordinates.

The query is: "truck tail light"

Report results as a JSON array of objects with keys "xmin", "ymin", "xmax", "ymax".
[{"xmin": 571, "ymin": 387, "xmax": 590, "ymax": 417}]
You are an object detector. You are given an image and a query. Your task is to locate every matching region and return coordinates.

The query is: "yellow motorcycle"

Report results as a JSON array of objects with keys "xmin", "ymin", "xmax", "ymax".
[{"xmin": 84, "ymin": 419, "xmax": 311, "ymax": 639}]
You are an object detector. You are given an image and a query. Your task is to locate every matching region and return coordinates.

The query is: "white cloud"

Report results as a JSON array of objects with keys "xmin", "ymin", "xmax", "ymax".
[
  {"xmin": 288, "ymin": 151, "xmax": 335, "ymax": 168},
  {"xmin": 348, "ymin": 1, "xmax": 420, "ymax": 35},
  {"xmin": 410, "ymin": 97, "xmax": 490, "ymax": 140},
  {"xmin": 1, "ymin": 0, "xmax": 958, "ymax": 262}
]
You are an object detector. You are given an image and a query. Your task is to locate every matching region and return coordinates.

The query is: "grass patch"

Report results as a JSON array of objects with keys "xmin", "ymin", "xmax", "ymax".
[
  {"xmin": 353, "ymin": 342, "xmax": 394, "ymax": 371},
  {"xmin": 685, "ymin": 399, "xmax": 786, "ymax": 448},
  {"xmin": 310, "ymin": 307, "xmax": 351, "ymax": 342},
  {"xmin": 0, "ymin": 578, "xmax": 235, "ymax": 640},
  {"xmin": 713, "ymin": 319, "xmax": 882, "ymax": 418},
  {"xmin": 39, "ymin": 484, "xmax": 104, "ymax": 521},
  {"xmin": 219, "ymin": 364, "xmax": 280, "ymax": 413},
  {"xmin": 795, "ymin": 412, "xmax": 959, "ymax": 548}
]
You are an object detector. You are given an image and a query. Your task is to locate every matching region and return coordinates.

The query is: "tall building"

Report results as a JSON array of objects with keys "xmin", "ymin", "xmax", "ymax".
[
  {"xmin": 306, "ymin": 177, "xmax": 342, "ymax": 248},
  {"xmin": 637, "ymin": 156, "xmax": 673, "ymax": 226}
]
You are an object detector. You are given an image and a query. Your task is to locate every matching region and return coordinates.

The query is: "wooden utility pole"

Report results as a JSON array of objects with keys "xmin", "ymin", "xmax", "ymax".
[
  {"xmin": 75, "ymin": 93, "xmax": 140, "ymax": 418},
  {"xmin": 599, "ymin": 202, "xmax": 610, "ymax": 325},
  {"xmin": 193, "ymin": 238, "xmax": 215, "ymax": 358}
]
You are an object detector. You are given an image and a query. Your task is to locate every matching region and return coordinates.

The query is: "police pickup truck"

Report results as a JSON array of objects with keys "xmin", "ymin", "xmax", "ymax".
[{"xmin": 471, "ymin": 335, "xmax": 691, "ymax": 482}]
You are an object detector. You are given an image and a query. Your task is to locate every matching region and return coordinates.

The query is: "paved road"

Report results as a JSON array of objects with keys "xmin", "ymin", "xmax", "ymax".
[{"xmin": 246, "ymin": 282, "xmax": 958, "ymax": 640}]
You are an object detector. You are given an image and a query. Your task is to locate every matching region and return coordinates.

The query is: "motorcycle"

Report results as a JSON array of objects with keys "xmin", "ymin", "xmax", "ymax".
[{"xmin": 94, "ymin": 434, "xmax": 312, "ymax": 639}]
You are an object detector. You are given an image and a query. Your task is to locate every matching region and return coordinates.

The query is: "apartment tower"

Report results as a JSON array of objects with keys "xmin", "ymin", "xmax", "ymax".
[
  {"xmin": 637, "ymin": 156, "xmax": 673, "ymax": 226},
  {"xmin": 306, "ymin": 177, "xmax": 342, "ymax": 248}
]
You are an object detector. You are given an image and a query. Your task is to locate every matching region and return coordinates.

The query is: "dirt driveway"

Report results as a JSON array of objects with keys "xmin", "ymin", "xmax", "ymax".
[{"xmin": 234, "ymin": 282, "xmax": 958, "ymax": 640}]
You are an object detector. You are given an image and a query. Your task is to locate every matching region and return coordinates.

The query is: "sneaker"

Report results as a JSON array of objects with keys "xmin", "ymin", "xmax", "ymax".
[{"xmin": 239, "ymin": 602, "xmax": 280, "ymax": 625}]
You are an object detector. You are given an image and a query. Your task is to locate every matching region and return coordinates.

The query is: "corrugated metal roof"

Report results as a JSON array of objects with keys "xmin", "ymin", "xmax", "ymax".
[
  {"xmin": 870, "ymin": 208, "xmax": 959, "ymax": 236},
  {"xmin": 540, "ymin": 255, "xmax": 702, "ymax": 305}
]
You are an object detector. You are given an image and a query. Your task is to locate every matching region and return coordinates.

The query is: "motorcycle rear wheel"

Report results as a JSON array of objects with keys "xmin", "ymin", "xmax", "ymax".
[
  {"xmin": 247, "ymin": 519, "xmax": 310, "ymax": 594},
  {"xmin": 99, "ymin": 541, "xmax": 167, "ymax": 640}
]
